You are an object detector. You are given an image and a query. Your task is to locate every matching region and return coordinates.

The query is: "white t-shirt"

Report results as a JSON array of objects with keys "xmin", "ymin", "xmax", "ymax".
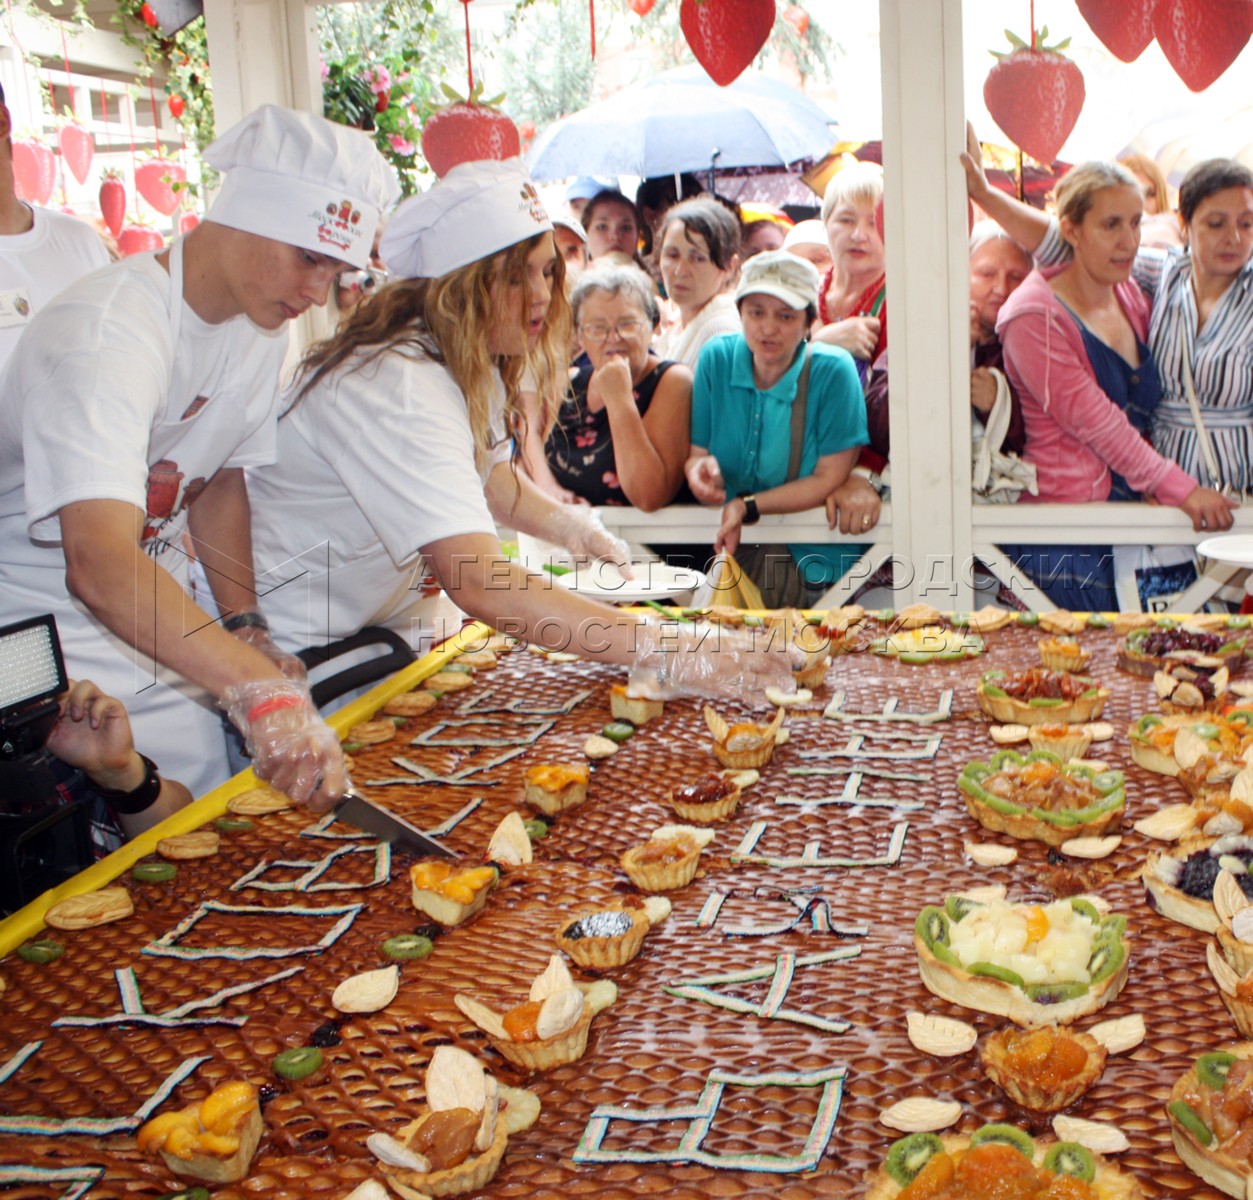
[
  {"xmin": 248, "ymin": 350, "xmax": 511, "ymax": 654},
  {"xmin": 0, "ymin": 206, "xmax": 108, "ymax": 373},
  {"xmin": 0, "ymin": 245, "xmax": 288, "ymax": 796}
]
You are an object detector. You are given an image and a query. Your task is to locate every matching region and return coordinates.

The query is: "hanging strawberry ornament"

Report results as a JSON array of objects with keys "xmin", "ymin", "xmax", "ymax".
[
  {"xmin": 58, "ymin": 119, "xmax": 94, "ymax": 185},
  {"xmin": 1075, "ymin": 0, "xmax": 1154, "ymax": 63},
  {"xmin": 628, "ymin": 0, "xmax": 655, "ymax": 14},
  {"xmin": 135, "ymin": 156, "xmax": 187, "ymax": 217},
  {"xmin": 783, "ymin": 6, "xmax": 810, "ymax": 37},
  {"xmin": 12, "ymin": 140, "xmax": 56, "ymax": 206},
  {"xmin": 167, "ymin": 94, "xmax": 186, "ymax": 119},
  {"xmin": 179, "ymin": 211, "xmax": 200, "ymax": 235},
  {"xmin": 422, "ymin": 84, "xmax": 521, "ymax": 178},
  {"xmin": 139, "ymin": 3, "xmax": 159, "ymax": 28},
  {"xmin": 1154, "ymin": 0, "xmax": 1253, "ymax": 93},
  {"xmin": 118, "ymin": 223, "xmax": 163, "ymax": 257},
  {"xmin": 98, "ymin": 168, "xmax": 126, "ymax": 238},
  {"xmin": 680, "ymin": 0, "xmax": 775, "ymax": 87},
  {"xmin": 983, "ymin": 26, "xmax": 1085, "ymax": 166}
]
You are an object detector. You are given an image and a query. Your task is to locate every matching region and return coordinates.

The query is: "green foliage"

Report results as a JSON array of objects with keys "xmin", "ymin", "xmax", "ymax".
[{"xmin": 498, "ymin": 0, "xmax": 596, "ymax": 127}]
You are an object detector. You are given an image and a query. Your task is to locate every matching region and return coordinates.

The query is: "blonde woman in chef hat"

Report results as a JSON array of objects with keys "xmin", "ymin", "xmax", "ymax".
[{"xmin": 247, "ymin": 158, "xmax": 795, "ymax": 701}]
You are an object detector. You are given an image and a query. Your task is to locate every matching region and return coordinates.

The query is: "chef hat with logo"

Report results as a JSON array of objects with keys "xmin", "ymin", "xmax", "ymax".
[
  {"xmin": 380, "ymin": 158, "xmax": 552, "ymax": 280},
  {"xmin": 204, "ymin": 104, "xmax": 400, "ymax": 270}
]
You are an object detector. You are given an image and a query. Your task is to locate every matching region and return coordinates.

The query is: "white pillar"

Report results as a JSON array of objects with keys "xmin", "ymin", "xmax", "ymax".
[{"xmin": 878, "ymin": 0, "xmax": 974, "ymax": 607}]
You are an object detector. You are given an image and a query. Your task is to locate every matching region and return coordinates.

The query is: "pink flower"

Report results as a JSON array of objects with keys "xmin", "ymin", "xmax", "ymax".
[
  {"xmin": 388, "ymin": 134, "xmax": 415, "ymax": 155},
  {"xmin": 320, "ymin": 58, "xmax": 330, "ymax": 80},
  {"xmin": 365, "ymin": 65, "xmax": 392, "ymax": 94}
]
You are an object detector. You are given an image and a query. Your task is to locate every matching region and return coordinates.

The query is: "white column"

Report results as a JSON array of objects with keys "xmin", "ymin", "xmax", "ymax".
[{"xmin": 878, "ymin": 0, "xmax": 974, "ymax": 607}]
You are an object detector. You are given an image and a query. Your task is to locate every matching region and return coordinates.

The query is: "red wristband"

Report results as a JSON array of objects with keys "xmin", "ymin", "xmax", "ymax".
[{"xmin": 246, "ymin": 694, "xmax": 306, "ymax": 723}]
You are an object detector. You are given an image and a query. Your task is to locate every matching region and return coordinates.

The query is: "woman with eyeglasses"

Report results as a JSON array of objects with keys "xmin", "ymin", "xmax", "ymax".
[{"xmin": 539, "ymin": 263, "xmax": 692, "ymax": 511}]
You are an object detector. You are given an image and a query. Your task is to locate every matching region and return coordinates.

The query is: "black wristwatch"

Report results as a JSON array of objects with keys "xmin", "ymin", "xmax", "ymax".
[
  {"xmin": 94, "ymin": 754, "xmax": 162, "ymax": 814},
  {"xmin": 222, "ymin": 611, "xmax": 270, "ymax": 634},
  {"xmin": 739, "ymin": 494, "xmax": 760, "ymax": 525}
]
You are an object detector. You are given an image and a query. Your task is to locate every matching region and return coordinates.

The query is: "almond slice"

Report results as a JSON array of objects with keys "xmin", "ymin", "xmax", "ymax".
[
  {"xmin": 703, "ymin": 705, "xmax": 729, "ymax": 742},
  {"xmin": 582, "ymin": 978, "xmax": 618, "ymax": 1015},
  {"xmin": 906, "ymin": 1011, "xmax": 977, "ymax": 1057},
  {"xmin": 530, "ymin": 954, "xmax": 576, "ymax": 1003},
  {"xmin": 332, "ymin": 965, "xmax": 399, "ymax": 1014},
  {"xmin": 954, "ymin": 884, "xmax": 1008, "ymax": 904},
  {"xmin": 1216, "ymin": 869, "xmax": 1253, "ymax": 927},
  {"xmin": 366, "ymin": 1132, "xmax": 430, "ymax": 1172},
  {"xmin": 765, "ymin": 686, "xmax": 811, "ymax": 708},
  {"xmin": 964, "ymin": 841, "xmax": 1018, "ymax": 867},
  {"xmin": 722, "ymin": 768, "xmax": 760, "ymax": 790},
  {"xmin": 498, "ymin": 1084, "xmax": 542, "ymax": 1134},
  {"xmin": 652, "ymin": 823, "xmax": 717, "ymax": 848},
  {"xmin": 535, "ymin": 986, "xmax": 584, "ymax": 1040},
  {"xmin": 1060, "ymin": 835, "xmax": 1121, "ymax": 860},
  {"xmin": 880, "ymin": 1097, "xmax": 962, "ymax": 1133},
  {"xmin": 547, "ymin": 651, "xmax": 581, "ymax": 663},
  {"xmin": 1207, "ymin": 810, "xmax": 1250, "ymax": 837},
  {"xmin": 642, "ymin": 896, "xmax": 673, "ymax": 925},
  {"xmin": 1087, "ymin": 1013, "xmax": 1146, "ymax": 1054},
  {"xmin": 584, "ymin": 734, "xmax": 619, "ymax": 760},
  {"xmin": 427, "ymin": 1045, "xmax": 488, "ymax": 1115},
  {"xmin": 1231, "ymin": 905, "xmax": 1253, "ymax": 944},
  {"xmin": 1208, "ymin": 940, "xmax": 1240, "ymax": 996},
  {"xmin": 1132, "ymin": 803, "xmax": 1199, "ymax": 841},
  {"xmin": 1231, "ymin": 765, "xmax": 1253, "ymax": 805},
  {"xmin": 989, "ymin": 724, "xmax": 1029, "ymax": 745},
  {"xmin": 1051, "ymin": 1115, "xmax": 1129, "ymax": 1154},
  {"xmin": 455, "ymin": 993, "xmax": 508, "ymax": 1041},
  {"xmin": 1174, "ymin": 726, "xmax": 1209, "ymax": 771},
  {"xmin": 474, "ymin": 1074, "xmax": 499, "ymax": 1152},
  {"xmin": 486, "ymin": 811, "xmax": 532, "ymax": 867},
  {"xmin": 1082, "ymin": 722, "xmax": 1115, "ymax": 742},
  {"xmin": 775, "ymin": 726, "xmax": 791, "ymax": 745},
  {"xmin": 344, "ymin": 1181, "xmax": 391, "ymax": 1200}
]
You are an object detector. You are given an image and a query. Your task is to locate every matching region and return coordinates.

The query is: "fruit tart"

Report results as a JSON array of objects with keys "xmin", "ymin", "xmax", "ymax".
[
  {"xmin": 977, "ymin": 668, "xmax": 1109, "ymax": 727},
  {"xmin": 703, "ymin": 705, "xmax": 786, "ymax": 769},
  {"xmin": 668, "ymin": 772, "xmax": 742, "ymax": 823},
  {"xmin": 1207, "ymin": 940, "xmax": 1253, "ymax": 1040},
  {"xmin": 410, "ymin": 862, "xmax": 498, "ymax": 926},
  {"xmin": 979, "ymin": 1023, "xmax": 1107, "ymax": 1112},
  {"xmin": 620, "ymin": 823, "xmax": 715, "ymax": 892},
  {"xmin": 608, "ymin": 684, "xmax": 664, "ymax": 726},
  {"xmin": 555, "ymin": 895, "xmax": 670, "ymax": 970},
  {"xmin": 958, "ymin": 750, "xmax": 1125, "ymax": 847},
  {"xmin": 1037, "ymin": 635, "xmax": 1091, "ymax": 673},
  {"xmin": 914, "ymin": 895, "xmax": 1129, "ymax": 1026},
  {"xmin": 137, "ymin": 1080, "xmax": 263, "ymax": 1184},
  {"xmin": 455, "ymin": 955, "xmax": 616, "ymax": 1073},
  {"xmin": 1025, "ymin": 722, "xmax": 1093, "ymax": 762},
  {"xmin": 1154, "ymin": 660, "xmax": 1231, "ymax": 715},
  {"xmin": 523, "ymin": 763, "xmax": 589, "ymax": 816},
  {"xmin": 870, "ymin": 624, "xmax": 984, "ymax": 664},
  {"xmin": 1171, "ymin": 719, "xmax": 1253, "ymax": 812},
  {"xmin": 1213, "ymin": 869, "xmax": 1253, "ymax": 978},
  {"xmin": 1118, "ymin": 621, "xmax": 1248, "ymax": 679},
  {"xmin": 1144, "ymin": 835, "xmax": 1253, "ymax": 933},
  {"xmin": 865, "ymin": 1124, "xmax": 1143, "ymax": 1200},
  {"xmin": 1167, "ymin": 1043, "xmax": 1253, "ymax": 1200}
]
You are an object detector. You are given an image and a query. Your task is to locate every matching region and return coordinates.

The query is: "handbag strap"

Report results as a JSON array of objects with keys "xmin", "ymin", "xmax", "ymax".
[
  {"xmin": 786, "ymin": 344, "xmax": 811, "ymax": 483},
  {"xmin": 1179, "ymin": 324, "xmax": 1224, "ymax": 489}
]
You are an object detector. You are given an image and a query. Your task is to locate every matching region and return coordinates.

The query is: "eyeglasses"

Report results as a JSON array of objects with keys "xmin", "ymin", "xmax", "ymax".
[{"xmin": 578, "ymin": 318, "xmax": 648, "ymax": 344}]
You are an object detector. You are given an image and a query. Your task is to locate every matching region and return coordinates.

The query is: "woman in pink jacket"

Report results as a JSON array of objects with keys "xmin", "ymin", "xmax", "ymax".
[{"xmin": 994, "ymin": 160, "xmax": 1234, "ymax": 610}]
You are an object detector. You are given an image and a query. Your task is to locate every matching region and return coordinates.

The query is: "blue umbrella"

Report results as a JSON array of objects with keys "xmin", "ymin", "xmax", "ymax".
[{"xmin": 526, "ymin": 65, "xmax": 837, "ymax": 182}]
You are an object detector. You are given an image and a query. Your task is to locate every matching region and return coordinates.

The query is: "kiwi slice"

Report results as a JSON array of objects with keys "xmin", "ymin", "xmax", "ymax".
[
  {"xmin": 156, "ymin": 1189, "xmax": 211, "ymax": 1200},
  {"xmin": 382, "ymin": 933, "xmax": 434, "ymax": 961},
  {"xmin": 961, "ymin": 780, "xmax": 1023, "ymax": 817},
  {"xmin": 968, "ymin": 961, "xmax": 1026, "ymax": 988},
  {"xmin": 1017, "ymin": 612, "xmax": 1041, "ymax": 626},
  {"xmin": 133, "ymin": 861, "xmax": 177, "ymax": 883},
  {"xmin": 1042, "ymin": 1142, "xmax": 1095, "ymax": 1182},
  {"xmin": 443, "ymin": 662, "xmax": 474, "ymax": 675},
  {"xmin": 1024, "ymin": 980, "xmax": 1089, "ymax": 1003},
  {"xmin": 951, "ymin": 612, "xmax": 972, "ymax": 628},
  {"xmin": 883, "ymin": 1131, "xmax": 944, "ymax": 1186},
  {"xmin": 273, "ymin": 1046, "xmax": 324, "ymax": 1081},
  {"xmin": 602, "ymin": 721, "xmax": 636, "ymax": 743},
  {"xmin": 981, "ymin": 685, "xmax": 1008, "ymax": 699},
  {"xmin": 523, "ymin": 819, "xmax": 549, "ymax": 839},
  {"xmin": 1027, "ymin": 697, "xmax": 1066, "ymax": 707},
  {"xmin": 389, "ymin": 716, "xmax": 409, "ymax": 727},
  {"xmin": 214, "ymin": 816, "xmax": 254, "ymax": 832},
  {"xmin": 1087, "ymin": 614, "xmax": 1111, "ymax": 629},
  {"xmin": 944, "ymin": 895, "xmax": 985, "ymax": 921},
  {"xmin": 1068, "ymin": 897, "xmax": 1101, "ymax": 923},
  {"xmin": 874, "ymin": 608, "xmax": 896, "ymax": 623},
  {"xmin": 1196, "ymin": 1051, "xmax": 1238, "ymax": 1090},
  {"xmin": 340, "ymin": 740, "xmax": 365, "ymax": 754},
  {"xmin": 1100, "ymin": 914, "xmax": 1128, "ymax": 938},
  {"xmin": 969, "ymin": 1123, "xmax": 1034, "ymax": 1158},
  {"xmin": 1228, "ymin": 615, "xmax": 1251, "ymax": 630},
  {"xmin": 17, "ymin": 938, "xmax": 64, "ymax": 964},
  {"xmin": 915, "ymin": 907, "xmax": 958, "ymax": 965},
  {"xmin": 1169, "ymin": 1099, "xmax": 1214, "ymax": 1146},
  {"xmin": 1086, "ymin": 936, "xmax": 1126, "ymax": 984}
]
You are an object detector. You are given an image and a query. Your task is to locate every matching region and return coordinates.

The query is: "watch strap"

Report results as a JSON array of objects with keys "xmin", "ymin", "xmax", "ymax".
[
  {"xmin": 94, "ymin": 754, "xmax": 162, "ymax": 814},
  {"xmin": 740, "ymin": 494, "xmax": 760, "ymax": 525}
]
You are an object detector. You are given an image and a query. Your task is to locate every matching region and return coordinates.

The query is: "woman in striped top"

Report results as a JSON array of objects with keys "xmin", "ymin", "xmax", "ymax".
[{"xmin": 967, "ymin": 150, "xmax": 1253, "ymax": 493}]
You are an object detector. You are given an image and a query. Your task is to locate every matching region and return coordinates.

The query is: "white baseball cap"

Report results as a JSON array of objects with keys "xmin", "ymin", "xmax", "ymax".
[
  {"xmin": 735, "ymin": 249, "xmax": 821, "ymax": 311},
  {"xmin": 205, "ymin": 104, "xmax": 400, "ymax": 270},
  {"xmin": 381, "ymin": 158, "xmax": 553, "ymax": 279},
  {"xmin": 782, "ymin": 219, "xmax": 828, "ymax": 251}
]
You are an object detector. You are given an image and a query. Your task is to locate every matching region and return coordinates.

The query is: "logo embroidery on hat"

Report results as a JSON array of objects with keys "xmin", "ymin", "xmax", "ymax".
[
  {"xmin": 519, "ymin": 182, "xmax": 547, "ymax": 225},
  {"xmin": 312, "ymin": 198, "xmax": 364, "ymax": 255}
]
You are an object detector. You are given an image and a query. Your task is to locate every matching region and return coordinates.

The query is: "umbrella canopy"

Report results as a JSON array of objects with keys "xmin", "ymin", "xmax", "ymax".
[{"xmin": 526, "ymin": 65, "xmax": 836, "ymax": 183}]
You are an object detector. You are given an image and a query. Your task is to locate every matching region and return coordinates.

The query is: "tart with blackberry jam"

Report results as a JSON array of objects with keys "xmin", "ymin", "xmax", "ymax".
[
  {"xmin": 1167, "ymin": 1043, "xmax": 1253, "ymax": 1199},
  {"xmin": 957, "ymin": 750, "xmax": 1124, "ymax": 847},
  {"xmin": 1117, "ymin": 622, "xmax": 1247, "ymax": 679},
  {"xmin": 977, "ymin": 668, "xmax": 1109, "ymax": 727},
  {"xmin": 1145, "ymin": 835, "xmax": 1253, "ymax": 932}
]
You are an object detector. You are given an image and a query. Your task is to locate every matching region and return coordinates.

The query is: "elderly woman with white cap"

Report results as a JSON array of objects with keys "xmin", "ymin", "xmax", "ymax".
[
  {"xmin": 685, "ymin": 250, "xmax": 868, "ymax": 608},
  {"xmin": 246, "ymin": 159, "xmax": 794, "ymax": 702},
  {"xmin": 0, "ymin": 104, "xmax": 398, "ymax": 810}
]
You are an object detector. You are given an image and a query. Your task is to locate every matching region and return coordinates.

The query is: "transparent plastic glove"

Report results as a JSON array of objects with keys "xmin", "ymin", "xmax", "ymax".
[
  {"xmin": 627, "ymin": 619, "xmax": 799, "ymax": 704},
  {"xmin": 546, "ymin": 504, "xmax": 634, "ymax": 579},
  {"xmin": 231, "ymin": 622, "xmax": 308, "ymax": 683},
  {"xmin": 219, "ymin": 679, "xmax": 345, "ymax": 811}
]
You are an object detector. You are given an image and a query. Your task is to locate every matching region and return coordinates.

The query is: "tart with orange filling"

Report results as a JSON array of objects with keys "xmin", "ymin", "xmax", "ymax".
[
  {"xmin": 980, "ymin": 1023, "xmax": 1107, "ymax": 1112},
  {"xmin": 410, "ymin": 862, "xmax": 498, "ymax": 926},
  {"xmin": 620, "ymin": 823, "xmax": 715, "ymax": 892},
  {"xmin": 137, "ymin": 1080, "xmax": 263, "ymax": 1184},
  {"xmin": 523, "ymin": 763, "xmax": 589, "ymax": 816},
  {"xmin": 703, "ymin": 705, "xmax": 785, "ymax": 769},
  {"xmin": 977, "ymin": 669, "xmax": 1109, "ymax": 727},
  {"xmin": 1037, "ymin": 635, "xmax": 1091, "ymax": 673}
]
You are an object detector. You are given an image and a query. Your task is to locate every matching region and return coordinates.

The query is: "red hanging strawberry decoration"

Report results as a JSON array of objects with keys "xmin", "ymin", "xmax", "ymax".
[
  {"xmin": 983, "ymin": 27, "xmax": 1085, "ymax": 166},
  {"xmin": 1154, "ymin": 0, "xmax": 1253, "ymax": 93},
  {"xmin": 135, "ymin": 157, "xmax": 186, "ymax": 217},
  {"xmin": 628, "ymin": 0, "xmax": 655, "ymax": 14},
  {"xmin": 179, "ymin": 211, "xmax": 200, "ymax": 235},
  {"xmin": 783, "ymin": 5, "xmax": 810, "ymax": 37},
  {"xmin": 680, "ymin": 0, "xmax": 775, "ymax": 87},
  {"xmin": 57, "ymin": 120, "xmax": 94, "ymax": 186},
  {"xmin": 98, "ymin": 169, "xmax": 126, "ymax": 238},
  {"xmin": 139, "ymin": 2, "xmax": 159, "ymax": 28},
  {"xmin": 167, "ymin": 94, "xmax": 186, "ymax": 119},
  {"xmin": 421, "ymin": 85, "xmax": 521, "ymax": 179},
  {"xmin": 1075, "ymin": 0, "xmax": 1154, "ymax": 63},
  {"xmin": 118, "ymin": 223, "xmax": 164, "ymax": 257},
  {"xmin": 11, "ymin": 140, "xmax": 56, "ymax": 206}
]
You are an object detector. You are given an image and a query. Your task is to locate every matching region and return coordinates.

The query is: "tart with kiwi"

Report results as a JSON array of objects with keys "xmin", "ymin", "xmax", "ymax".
[
  {"xmin": 1144, "ymin": 835, "xmax": 1253, "ymax": 933},
  {"xmin": 864, "ymin": 1124, "xmax": 1143, "ymax": 1199},
  {"xmin": 914, "ymin": 895, "xmax": 1129, "ymax": 1026},
  {"xmin": 1167, "ymin": 1043, "xmax": 1253, "ymax": 1199},
  {"xmin": 979, "ymin": 1023, "xmax": 1108, "ymax": 1112},
  {"xmin": 1118, "ymin": 621, "xmax": 1248, "ymax": 679},
  {"xmin": 977, "ymin": 668, "xmax": 1109, "ymax": 727},
  {"xmin": 958, "ymin": 750, "xmax": 1125, "ymax": 847}
]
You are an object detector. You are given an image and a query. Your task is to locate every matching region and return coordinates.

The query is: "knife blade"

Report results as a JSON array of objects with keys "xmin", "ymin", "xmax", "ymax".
[{"xmin": 333, "ymin": 787, "xmax": 458, "ymax": 859}]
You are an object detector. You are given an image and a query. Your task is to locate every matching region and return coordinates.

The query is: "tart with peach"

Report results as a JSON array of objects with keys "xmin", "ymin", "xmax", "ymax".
[
  {"xmin": 137, "ymin": 1080, "xmax": 263, "ymax": 1184},
  {"xmin": 979, "ymin": 1023, "xmax": 1107, "ymax": 1112},
  {"xmin": 410, "ymin": 862, "xmax": 498, "ymax": 926},
  {"xmin": 620, "ymin": 824, "xmax": 715, "ymax": 892},
  {"xmin": 523, "ymin": 763, "xmax": 589, "ymax": 816}
]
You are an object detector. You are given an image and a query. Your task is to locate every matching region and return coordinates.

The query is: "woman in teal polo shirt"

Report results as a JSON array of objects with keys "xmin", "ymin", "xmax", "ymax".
[{"xmin": 685, "ymin": 250, "xmax": 868, "ymax": 608}]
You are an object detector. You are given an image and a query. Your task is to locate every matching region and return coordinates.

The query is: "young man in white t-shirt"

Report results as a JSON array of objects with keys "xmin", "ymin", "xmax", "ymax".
[
  {"xmin": 0, "ymin": 105, "xmax": 399, "ymax": 807},
  {"xmin": 0, "ymin": 81, "xmax": 109, "ymax": 372}
]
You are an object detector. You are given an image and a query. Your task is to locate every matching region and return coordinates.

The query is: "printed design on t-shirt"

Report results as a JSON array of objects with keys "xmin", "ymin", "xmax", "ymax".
[
  {"xmin": 142, "ymin": 458, "xmax": 208, "ymax": 545},
  {"xmin": 181, "ymin": 394, "xmax": 210, "ymax": 421}
]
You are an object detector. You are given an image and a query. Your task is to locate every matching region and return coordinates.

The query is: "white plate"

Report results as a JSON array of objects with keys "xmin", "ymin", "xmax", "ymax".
[
  {"xmin": 554, "ymin": 561, "xmax": 706, "ymax": 603},
  {"xmin": 1198, "ymin": 534, "xmax": 1253, "ymax": 568}
]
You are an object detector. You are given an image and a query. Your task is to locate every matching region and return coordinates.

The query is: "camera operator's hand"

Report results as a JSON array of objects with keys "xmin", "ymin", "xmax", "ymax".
[{"xmin": 45, "ymin": 679, "xmax": 145, "ymax": 790}]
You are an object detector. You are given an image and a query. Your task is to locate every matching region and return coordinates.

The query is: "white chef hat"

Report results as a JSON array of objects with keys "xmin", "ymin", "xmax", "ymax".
[
  {"xmin": 205, "ymin": 104, "xmax": 400, "ymax": 270},
  {"xmin": 380, "ymin": 158, "xmax": 552, "ymax": 280}
]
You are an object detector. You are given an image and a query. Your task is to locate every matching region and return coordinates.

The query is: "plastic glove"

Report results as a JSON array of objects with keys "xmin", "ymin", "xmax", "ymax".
[
  {"xmin": 627, "ymin": 618, "xmax": 799, "ymax": 704},
  {"xmin": 219, "ymin": 679, "xmax": 344, "ymax": 811},
  {"xmin": 546, "ymin": 504, "xmax": 634, "ymax": 579},
  {"xmin": 231, "ymin": 621, "xmax": 308, "ymax": 683}
]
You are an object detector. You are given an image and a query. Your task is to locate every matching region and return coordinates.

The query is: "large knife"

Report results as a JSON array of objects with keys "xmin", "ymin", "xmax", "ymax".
[{"xmin": 333, "ymin": 786, "xmax": 457, "ymax": 859}]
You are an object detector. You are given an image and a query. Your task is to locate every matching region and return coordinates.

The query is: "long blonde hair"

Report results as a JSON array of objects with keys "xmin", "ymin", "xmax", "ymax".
[{"xmin": 293, "ymin": 232, "xmax": 570, "ymax": 468}]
